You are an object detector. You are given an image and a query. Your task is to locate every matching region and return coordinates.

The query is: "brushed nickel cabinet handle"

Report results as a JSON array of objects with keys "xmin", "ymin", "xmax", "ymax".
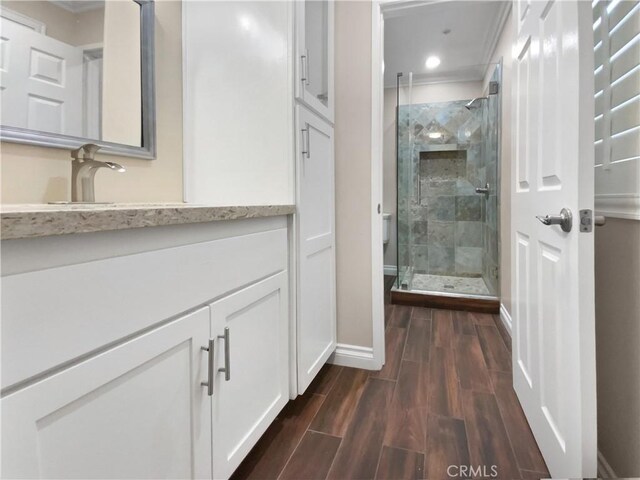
[
  {"xmin": 200, "ymin": 339, "xmax": 214, "ymax": 396},
  {"xmin": 301, "ymin": 48, "xmax": 310, "ymax": 86},
  {"xmin": 301, "ymin": 127, "xmax": 310, "ymax": 159},
  {"xmin": 218, "ymin": 327, "xmax": 230, "ymax": 381},
  {"xmin": 301, "ymin": 49, "xmax": 310, "ymax": 86}
]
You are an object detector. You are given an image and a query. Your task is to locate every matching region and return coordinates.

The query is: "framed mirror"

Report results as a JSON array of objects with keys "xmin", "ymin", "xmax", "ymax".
[{"xmin": 0, "ymin": 0, "xmax": 156, "ymax": 159}]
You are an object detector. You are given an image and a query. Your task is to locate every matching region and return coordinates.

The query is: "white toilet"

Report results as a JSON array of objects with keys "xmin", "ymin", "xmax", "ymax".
[{"xmin": 383, "ymin": 213, "xmax": 392, "ymax": 244}]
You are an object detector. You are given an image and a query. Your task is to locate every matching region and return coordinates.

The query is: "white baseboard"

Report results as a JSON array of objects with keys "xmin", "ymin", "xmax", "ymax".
[
  {"xmin": 499, "ymin": 303, "xmax": 512, "ymax": 337},
  {"xmin": 597, "ymin": 450, "xmax": 617, "ymax": 479},
  {"xmin": 329, "ymin": 343, "xmax": 378, "ymax": 370},
  {"xmin": 384, "ymin": 264, "xmax": 397, "ymax": 276}
]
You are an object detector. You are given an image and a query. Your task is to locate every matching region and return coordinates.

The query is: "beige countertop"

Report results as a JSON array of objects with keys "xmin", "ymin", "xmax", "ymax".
[{"xmin": 1, "ymin": 203, "xmax": 296, "ymax": 240}]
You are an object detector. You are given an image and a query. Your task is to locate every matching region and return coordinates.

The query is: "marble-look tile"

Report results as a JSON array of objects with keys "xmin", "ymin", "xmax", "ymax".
[
  {"xmin": 455, "ymin": 247, "xmax": 483, "ymax": 275},
  {"xmin": 420, "ymin": 156, "xmax": 466, "ymax": 181},
  {"xmin": 427, "ymin": 221, "xmax": 455, "ymax": 247},
  {"xmin": 455, "ymin": 179, "xmax": 476, "ymax": 195},
  {"xmin": 486, "ymin": 195, "xmax": 497, "ymax": 226},
  {"xmin": 428, "ymin": 246, "xmax": 455, "ymax": 275},
  {"xmin": 455, "ymin": 222, "xmax": 483, "ymax": 247},
  {"xmin": 426, "ymin": 196, "xmax": 455, "ymax": 221},
  {"xmin": 478, "ymin": 166, "xmax": 487, "ymax": 184},
  {"xmin": 413, "ymin": 220, "xmax": 429, "ymax": 245},
  {"xmin": 398, "ymin": 244, "xmax": 411, "ymax": 268},
  {"xmin": 456, "ymin": 196, "xmax": 482, "ymax": 221},
  {"xmin": 413, "ymin": 245, "xmax": 429, "ymax": 272},
  {"xmin": 486, "ymin": 162, "xmax": 497, "ymax": 186},
  {"xmin": 421, "ymin": 179, "xmax": 456, "ymax": 197}
]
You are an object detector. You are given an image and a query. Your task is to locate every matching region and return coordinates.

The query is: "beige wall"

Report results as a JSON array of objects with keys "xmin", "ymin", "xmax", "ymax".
[
  {"xmin": 2, "ymin": 1, "xmax": 104, "ymax": 46},
  {"xmin": 485, "ymin": 8, "xmax": 514, "ymax": 314},
  {"xmin": 382, "ymin": 81, "xmax": 484, "ymax": 269},
  {"xmin": 1, "ymin": 1, "xmax": 183, "ymax": 204},
  {"xmin": 102, "ymin": 0, "xmax": 142, "ymax": 146},
  {"xmin": 334, "ymin": 0, "xmax": 373, "ymax": 348},
  {"xmin": 595, "ymin": 218, "xmax": 640, "ymax": 477}
]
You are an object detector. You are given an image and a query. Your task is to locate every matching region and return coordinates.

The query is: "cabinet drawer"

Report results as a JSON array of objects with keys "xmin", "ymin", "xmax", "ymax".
[{"xmin": 2, "ymin": 227, "xmax": 287, "ymax": 391}]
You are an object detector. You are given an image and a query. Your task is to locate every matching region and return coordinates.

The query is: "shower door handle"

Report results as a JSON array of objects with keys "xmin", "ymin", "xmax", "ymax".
[{"xmin": 475, "ymin": 183, "xmax": 490, "ymax": 196}]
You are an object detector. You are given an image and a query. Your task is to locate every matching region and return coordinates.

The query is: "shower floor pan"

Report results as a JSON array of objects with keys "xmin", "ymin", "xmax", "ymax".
[{"xmin": 411, "ymin": 273, "xmax": 490, "ymax": 296}]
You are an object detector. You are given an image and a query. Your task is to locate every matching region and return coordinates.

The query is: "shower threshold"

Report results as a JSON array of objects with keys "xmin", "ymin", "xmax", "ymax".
[{"xmin": 391, "ymin": 274, "xmax": 499, "ymax": 313}]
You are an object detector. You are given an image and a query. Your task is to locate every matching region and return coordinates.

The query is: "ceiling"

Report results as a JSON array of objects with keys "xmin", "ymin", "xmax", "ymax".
[{"xmin": 383, "ymin": 1, "xmax": 509, "ymax": 87}]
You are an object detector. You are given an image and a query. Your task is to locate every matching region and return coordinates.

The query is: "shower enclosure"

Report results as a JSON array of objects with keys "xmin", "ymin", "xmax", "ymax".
[{"xmin": 395, "ymin": 65, "xmax": 501, "ymax": 299}]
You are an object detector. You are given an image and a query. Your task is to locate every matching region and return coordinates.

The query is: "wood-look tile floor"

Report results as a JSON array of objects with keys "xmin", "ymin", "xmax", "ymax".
[{"xmin": 231, "ymin": 276, "xmax": 549, "ymax": 480}]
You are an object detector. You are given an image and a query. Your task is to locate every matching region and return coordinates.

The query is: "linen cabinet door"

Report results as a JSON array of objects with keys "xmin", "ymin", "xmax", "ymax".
[
  {"xmin": 1, "ymin": 307, "xmax": 212, "ymax": 480},
  {"xmin": 296, "ymin": 105, "xmax": 336, "ymax": 394},
  {"xmin": 210, "ymin": 272, "xmax": 289, "ymax": 479},
  {"xmin": 295, "ymin": 0, "xmax": 334, "ymax": 122}
]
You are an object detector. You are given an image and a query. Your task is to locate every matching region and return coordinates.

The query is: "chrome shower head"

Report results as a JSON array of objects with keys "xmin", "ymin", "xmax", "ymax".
[{"xmin": 465, "ymin": 97, "xmax": 487, "ymax": 110}]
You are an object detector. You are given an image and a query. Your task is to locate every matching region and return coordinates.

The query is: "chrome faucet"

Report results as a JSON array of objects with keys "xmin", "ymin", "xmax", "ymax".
[{"xmin": 71, "ymin": 144, "xmax": 125, "ymax": 202}]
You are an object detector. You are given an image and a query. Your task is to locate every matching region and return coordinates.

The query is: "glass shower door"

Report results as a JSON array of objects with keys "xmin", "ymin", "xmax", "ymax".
[{"xmin": 396, "ymin": 72, "xmax": 416, "ymax": 290}]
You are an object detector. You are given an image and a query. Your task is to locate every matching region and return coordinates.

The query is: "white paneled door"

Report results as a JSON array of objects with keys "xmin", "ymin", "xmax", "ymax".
[
  {"xmin": 296, "ymin": 105, "xmax": 336, "ymax": 394},
  {"xmin": 512, "ymin": 1, "xmax": 596, "ymax": 477},
  {"xmin": 0, "ymin": 18, "xmax": 82, "ymax": 136}
]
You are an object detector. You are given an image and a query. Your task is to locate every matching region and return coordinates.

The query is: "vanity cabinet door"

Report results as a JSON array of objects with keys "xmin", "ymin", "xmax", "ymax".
[
  {"xmin": 1, "ymin": 308, "xmax": 212, "ymax": 480},
  {"xmin": 295, "ymin": 0, "xmax": 334, "ymax": 123},
  {"xmin": 210, "ymin": 272, "xmax": 289, "ymax": 480},
  {"xmin": 295, "ymin": 105, "xmax": 336, "ymax": 394}
]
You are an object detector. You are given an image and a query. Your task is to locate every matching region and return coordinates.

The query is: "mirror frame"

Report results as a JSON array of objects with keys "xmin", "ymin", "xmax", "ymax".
[{"xmin": 0, "ymin": 0, "xmax": 156, "ymax": 159}]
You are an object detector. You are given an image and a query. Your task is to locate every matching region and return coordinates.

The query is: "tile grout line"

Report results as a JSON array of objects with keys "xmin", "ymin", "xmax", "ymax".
[
  {"xmin": 371, "ymin": 442, "xmax": 385, "ymax": 480},
  {"xmin": 323, "ymin": 437, "xmax": 343, "ymax": 480},
  {"xmin": 275, "ymin": 408, "xmax": 321, "ymax": 480}
]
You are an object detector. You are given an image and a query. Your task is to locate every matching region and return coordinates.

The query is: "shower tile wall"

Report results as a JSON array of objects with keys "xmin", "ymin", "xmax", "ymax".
[
  {"xmin": 397, "ymin": 100, "xmax": 489, "ymax": 281},
  {"xmin": 419, "ymin": 149, "xmax": 484, "ymax": 276}
]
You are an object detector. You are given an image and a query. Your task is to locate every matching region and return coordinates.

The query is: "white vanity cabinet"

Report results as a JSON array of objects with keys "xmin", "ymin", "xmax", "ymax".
[
  {"xmin": 295, "ymin": 0, "xmax": 334, "ymax": 123},
  {"xmin": 210, "ymin": 272, "xmax": 289, "ymax": 479},
  {"xmin": 1, "ymin": 307, "xmax": 213, "ymax": 479},
  {"xmin": 1, "ymin": 217, "xmax": 290, "ymax": 480},
  {"xmin": 295, "ymin": 106, "xmax": 336, "ymax": 393}
]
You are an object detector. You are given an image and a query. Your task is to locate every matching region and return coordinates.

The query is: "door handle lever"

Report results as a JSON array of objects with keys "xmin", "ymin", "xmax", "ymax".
[{"xmin": 536, "ymin": 208, "xmax": 572, "ymax": 232}]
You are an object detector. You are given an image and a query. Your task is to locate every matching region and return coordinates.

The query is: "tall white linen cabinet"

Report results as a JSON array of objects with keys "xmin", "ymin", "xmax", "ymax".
[{"xmin": 181, "ymin": 0, "xmax": 336, "ymax": 477}]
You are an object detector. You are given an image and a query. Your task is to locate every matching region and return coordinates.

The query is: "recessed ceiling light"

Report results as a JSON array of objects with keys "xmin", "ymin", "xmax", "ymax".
[{"xmin": 425, "ymin": 56, "xmax": 441, "ymax": 69}]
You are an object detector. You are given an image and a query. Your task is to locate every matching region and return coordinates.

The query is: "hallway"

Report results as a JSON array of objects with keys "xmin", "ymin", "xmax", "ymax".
[{"xmin": 232, "ymin": 277, "xmax": 549, "ymax": 479}]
